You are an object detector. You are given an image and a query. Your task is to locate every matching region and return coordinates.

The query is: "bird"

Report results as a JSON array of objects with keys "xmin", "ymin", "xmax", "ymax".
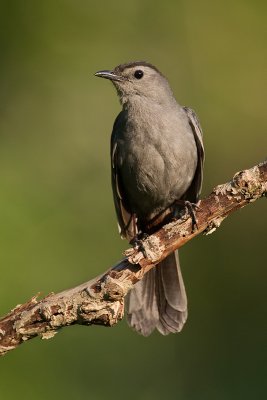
[{"xmin": 95, "ymin": 61, "xmax": 204, "ymax": 336}]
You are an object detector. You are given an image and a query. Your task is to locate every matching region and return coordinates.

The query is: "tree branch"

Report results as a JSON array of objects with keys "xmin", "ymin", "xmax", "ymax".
[{"xmin": 0, "ymin": 160, "xmax": 266, "ymax": 356}]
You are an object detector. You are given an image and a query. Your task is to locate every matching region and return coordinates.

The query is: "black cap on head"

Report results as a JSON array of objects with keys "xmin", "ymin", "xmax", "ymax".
[{"xmin": 114, "ymin": 61, "xmax": 163, "ymax": 76}]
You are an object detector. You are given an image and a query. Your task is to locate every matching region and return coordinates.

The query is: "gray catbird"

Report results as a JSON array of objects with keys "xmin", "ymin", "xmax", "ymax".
[{"xmin": 95, "ymin": 61, "xmax": 204, "ymax": 336}]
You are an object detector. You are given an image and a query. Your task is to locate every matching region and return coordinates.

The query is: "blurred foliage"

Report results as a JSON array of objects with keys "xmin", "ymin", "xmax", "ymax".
[{"xmin": 0, "ymin": 1, "xmax": 266, "ymax": 399}]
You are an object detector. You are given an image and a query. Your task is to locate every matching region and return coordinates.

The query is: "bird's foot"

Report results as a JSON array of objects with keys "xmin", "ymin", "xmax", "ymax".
[
  {"xmin": 130, "ymin": 233, "xmax": 149, "ymax": 258},
  {"xmin": 172, "ymin": 200, "xmax": 199, "ymax": 232}
]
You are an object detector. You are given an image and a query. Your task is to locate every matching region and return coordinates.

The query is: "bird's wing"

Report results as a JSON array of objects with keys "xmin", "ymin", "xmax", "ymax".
[
  {"xmin": 183, "ymin": 106, "xmax": 205, "ymax": 202},
  {"xmin": 111, "ymin": 113, "xmax": 136, "ymax": 240}
]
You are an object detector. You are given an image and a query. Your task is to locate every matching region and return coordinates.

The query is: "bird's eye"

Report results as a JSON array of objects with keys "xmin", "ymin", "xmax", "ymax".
[{"xmin": 134, "ymin": 70, "xmax": 144, "ymax": 79}]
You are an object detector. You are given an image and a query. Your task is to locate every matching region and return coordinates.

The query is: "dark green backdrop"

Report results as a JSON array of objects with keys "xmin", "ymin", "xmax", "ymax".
[{"xmin": 0, "ymin": 1, "xmax": 266, "ymax": 399}]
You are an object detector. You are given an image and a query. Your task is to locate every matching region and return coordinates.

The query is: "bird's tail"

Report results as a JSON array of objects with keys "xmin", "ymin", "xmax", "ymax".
[{"xmin": 126, "ymin": 251, "xmax": 188, "ymax": 336}]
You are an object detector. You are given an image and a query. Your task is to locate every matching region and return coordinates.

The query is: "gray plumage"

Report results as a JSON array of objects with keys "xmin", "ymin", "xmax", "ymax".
[{"xmin": 95, "ymin": 61, "xmax": 204, "ymax": 336}]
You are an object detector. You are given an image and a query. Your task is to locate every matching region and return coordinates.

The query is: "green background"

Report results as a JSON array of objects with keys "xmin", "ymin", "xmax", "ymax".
[{"xmin": 0, "ymin": 1, "xmax": 266, "ymax": 399}]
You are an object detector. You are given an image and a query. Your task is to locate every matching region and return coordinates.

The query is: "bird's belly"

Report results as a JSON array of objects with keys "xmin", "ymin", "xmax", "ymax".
[{"xmin": 120, "ymin": 140, "xmax": 197, "ymax": 219}]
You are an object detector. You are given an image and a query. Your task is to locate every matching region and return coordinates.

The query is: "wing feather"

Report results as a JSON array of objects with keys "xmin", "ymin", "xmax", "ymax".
[
  {"xmin": 111, "ymin": 112, "xmax": 136, "ymax": 240},
  {"xmin": 183, "ymin": 106, "xmax": 205, "ymax": 202}
]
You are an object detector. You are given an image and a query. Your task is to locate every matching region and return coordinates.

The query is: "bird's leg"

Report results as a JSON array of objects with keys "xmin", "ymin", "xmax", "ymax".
[
  {"xmin": 130, "ymin": 215, "xmax": 149, "ymax": 257},
  {"xmin": 172, "ymin": 200, "xmax": 199, "ymax": 232}
]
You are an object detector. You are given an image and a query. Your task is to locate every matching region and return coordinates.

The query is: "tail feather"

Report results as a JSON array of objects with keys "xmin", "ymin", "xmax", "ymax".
[
  {"xmin": 126, "ymin": 251, "xmax": 188, "ymax": 336},
  {"xmin": 126, "ymin": 269, "xmax": 159, "ymax": 337}
]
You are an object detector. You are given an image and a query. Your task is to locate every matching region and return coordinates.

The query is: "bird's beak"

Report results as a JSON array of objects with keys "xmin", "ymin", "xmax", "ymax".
[{"xmin": 94, "ymin": 70, "xmax": 124, "ymax": 82}]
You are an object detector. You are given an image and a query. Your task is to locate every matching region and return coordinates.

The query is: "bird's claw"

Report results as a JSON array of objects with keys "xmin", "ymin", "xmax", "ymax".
[
  {"xmin": 172, "ymin": 200, "xmax": 199, "ymax": 232},
  {"xmin": 184, "ymin": 201, "xmax": 199, "ymax": 232},
  {"xmin": 130, "ymin": 234, "xmax": 149, "ymax": 258}
]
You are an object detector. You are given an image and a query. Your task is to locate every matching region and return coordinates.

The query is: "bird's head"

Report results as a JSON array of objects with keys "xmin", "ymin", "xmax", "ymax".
[{"xmin": 95, "ymin": 61, "xmax": 174, "ymax": 107}]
